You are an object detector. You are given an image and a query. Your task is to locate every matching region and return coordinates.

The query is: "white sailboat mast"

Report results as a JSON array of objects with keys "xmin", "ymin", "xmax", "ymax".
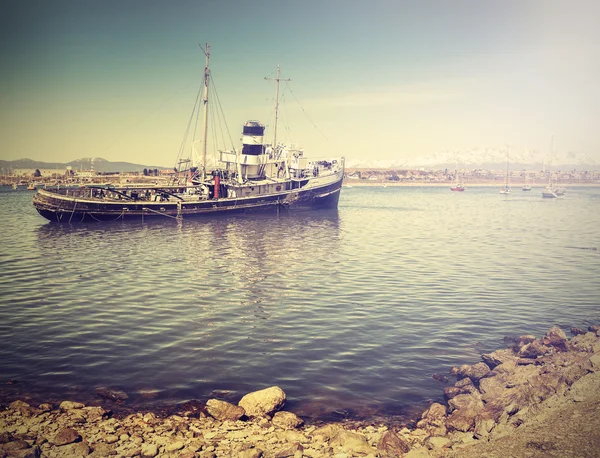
[
  {"xmin": 265, "ymin": 65, "xmax": 290, "ymax": 148},
  {"xmin": 201, "ymin": 44, "xmax": 210, "ymax": 180}
]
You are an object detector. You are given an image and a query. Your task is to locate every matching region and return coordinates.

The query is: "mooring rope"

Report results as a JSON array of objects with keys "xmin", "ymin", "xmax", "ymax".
[
  {"xmin": 68, "ymin": 201, "xmax": 78, "ymax": 223},
  {"xmin": 142, "ymin": 207, "xmax": 180, "ymax": 220}
]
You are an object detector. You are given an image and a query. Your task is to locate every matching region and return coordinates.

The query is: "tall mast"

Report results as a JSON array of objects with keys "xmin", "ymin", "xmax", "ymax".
[
  {"xmin": 201, "ymin": 44, "xmax": 210, "ymax": 180},
  {"xmin": 265, "ymin": 65, "xmax": 290, "ymax": 148}
]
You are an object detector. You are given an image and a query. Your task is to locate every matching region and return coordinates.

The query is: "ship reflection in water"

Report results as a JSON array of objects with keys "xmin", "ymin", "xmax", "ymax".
[{"xmin": 2, "ymin": 187, "xmax": 600, "ymax": 421}]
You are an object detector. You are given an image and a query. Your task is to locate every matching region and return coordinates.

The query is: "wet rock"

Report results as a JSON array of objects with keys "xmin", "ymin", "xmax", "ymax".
[
  {"xmin": 8, "ymin": 400, "xmax": 34, "ymax": 416},
  {"xmin": 95, "ymin": 387, "xmax": 129, "ymax": 402},
  {"xmin": 432, "ymin": 373, "xmax": 449, "ymax": 383},
  {"xmin": 482, "ymin": 349, "xmax": 518, "ymax": 369},
  {"xmin": 205, "ymin": 399, "xmax": 245, "ymax": 421},
  {"xmin": 518, "ymin": 340, "xmax": 549, "ymax": 358},
  {"xmin": 421, "ymin": 402, "xmax": 447, "ymax": 422},
  {"xmin": 238, "ymin": 386, "xmax": 286, "ymax": 417},
  {"xmin": 516, "ymin": 335, "xmax": 537, "ymax": 346},
  {"xmin": 377, "ymin": 430, "xmax": 410, "ymax": 457},
  {"xmin": 543, "ymin": 326, "xmax": 569, "ymax": 351},
  {"xmin": 59, "ymin": 401, "xmax": 85, "ymax": 410},
  {"xmin": 571, "ymin": 327, "xmax": 586, "ymax": 336},
  {"xmin": 272, "ymin": 411, "xmax": 304, "ymax": 429},
  {"xmin": 52, "ymin": 427, "xmax": 81, "ymax": 446},
  {"xmin": 588, "ymin": 325, "xmax": 600, "ymax": 333},
  {"xmin": 457, "ymin": 362, "xmax": 491, "ymax": 382},
  {"xmin": 444, "ymin": 377, "xmax": 477, "ymax": 400},
  {"xmin": 37, "ymin": 403, "xmax": 52, "ymax": 413}
]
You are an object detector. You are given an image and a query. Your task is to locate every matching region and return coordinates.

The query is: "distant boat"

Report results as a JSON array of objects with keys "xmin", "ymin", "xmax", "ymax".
[
  {"xmin": 542, "ymin": 137, "xmax": 564, "ymax": 198},
  {"xmin": 500, "ymin": 149, "xmax": 510, "ymax": 194},
  {"xmin": 522, "ymin": 175, "xmax": 531, "ymax": 191},
  {"xmin": 542, "ymin": 185, "xmax": 558, "ymax": 199},
  {"xmin": 450, "ymin": 170, "xmax": 465, "ymax": 191}
]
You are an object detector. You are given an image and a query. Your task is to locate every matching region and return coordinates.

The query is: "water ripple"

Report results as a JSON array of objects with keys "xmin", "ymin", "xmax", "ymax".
[{"xmin": 0, "ymin": 186, "xmax": 599, "ymax": 419}]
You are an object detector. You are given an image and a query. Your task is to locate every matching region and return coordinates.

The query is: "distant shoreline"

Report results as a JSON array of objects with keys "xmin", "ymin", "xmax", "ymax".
[{"xmin": 343, "ymin": 181, "xmax": 600, "ymax": 188}]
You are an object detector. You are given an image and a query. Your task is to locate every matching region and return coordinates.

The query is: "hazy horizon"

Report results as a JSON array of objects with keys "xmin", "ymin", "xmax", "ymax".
[{"xmin": 1, "ymin": 0, "xmax": 599, "ymax": 168}]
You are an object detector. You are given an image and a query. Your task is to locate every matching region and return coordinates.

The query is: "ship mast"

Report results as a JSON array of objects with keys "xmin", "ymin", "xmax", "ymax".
[
  {"xmin": 201, "ymin": 44, "xmax": 210, "ymax": 180},
  {"xmin": 265, "ymin": 65, "xmax": 290, "ymax": 149}
]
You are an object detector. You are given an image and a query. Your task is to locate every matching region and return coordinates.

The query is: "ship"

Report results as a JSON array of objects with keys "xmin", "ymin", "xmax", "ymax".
[{"xmin": 33, "ymin": 45, "xmax": 344, "ymax": 223}]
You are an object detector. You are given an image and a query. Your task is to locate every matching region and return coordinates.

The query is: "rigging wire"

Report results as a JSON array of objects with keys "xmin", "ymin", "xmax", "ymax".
[
  {"xmin": 209, "ymin": 74, "xmax": 237, "ymax": 153},
  {"xmin": 176, "ymin": 83, "xmax": 203, "ymax": 170},
  {"xmin": 285, "ymin": 81, "xmax": 329, "ymax": 142}
]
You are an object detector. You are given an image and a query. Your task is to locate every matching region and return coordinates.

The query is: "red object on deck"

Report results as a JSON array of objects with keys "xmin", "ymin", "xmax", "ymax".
[{"xmin": 214, "ymin": 175, "xmax": 220, "ymax": 199}]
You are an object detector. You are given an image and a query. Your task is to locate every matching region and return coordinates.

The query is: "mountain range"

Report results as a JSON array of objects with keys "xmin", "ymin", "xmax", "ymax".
[
  {"xmin": 0, "ymin": 158, "xmax": 165, "ymax": 173},
  {"xmin": 1, "ymin": 148, "xmax": 598, "ymax": 173},
  {"xmin": 347, "ymin": 148, "xmax": 598, "ymax": 171}
]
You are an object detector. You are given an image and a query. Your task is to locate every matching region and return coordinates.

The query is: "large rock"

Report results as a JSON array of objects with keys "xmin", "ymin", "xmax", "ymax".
[
  {"xmin": 52, "ymin": 427, "xmax": 81, "ymax": 446},
  {"xmin": 518, "ymin": 340, "xmax": 549, "ymax": 358},
  {"xmin": 141, "ymin": 443, "xmax": 158, "ymax": 458},
  {"xmin": 444, "ymin": 377, "xmax": 477, "ymax": 400},
  {"xmin": 482, "ymin": 349, "xmax": 518, "ymax": 368},
  {"xmin": 274, "ymin": 442, "xmax": 303, "ymax": 458},
  {"xmin": 271, "ymin": 411, "xmax": 304, "ymax": 429},
  {"xmin": 447, "ymin": 393, "xmax": 484, "ymax": 432},
  {"xmin": 205, "ymin": 399, "xmax": 245, "ymax": 421},
  {"xmin": 543, "ymin": 326, "xmax": 569, "ymax": 351},
  {"xmin": 311, "ymin": 424, "xmax": 344, "ymax": 442},
  {"xmin": 238, "ymin": 386, "xmax": 286, "ymax": 417},
  {"xmin": 457, "ymin": 362, "xmax": 491, "ymax": 382},
  {"xmin": 377, "ymin": 431, "xmax": 410, "ymax": 457},
  {"xmin": 59, "ymin": 401, "xmax": 85, "ymax": 410},
  {"xmin": 330, "ymin": 430, "xmax": 374, "ymax": 456}
]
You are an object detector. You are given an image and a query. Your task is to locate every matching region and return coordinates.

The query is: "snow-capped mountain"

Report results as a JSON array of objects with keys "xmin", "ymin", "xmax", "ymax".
[{"xmin": 347, "ymin": 148, "xmax": 598, "ymax": 170}]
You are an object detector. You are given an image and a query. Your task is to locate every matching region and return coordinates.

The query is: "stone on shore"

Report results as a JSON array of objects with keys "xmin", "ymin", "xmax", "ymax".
[
  {"xmin": 205, "ymin": 399, "xmax": 246, "ymax": 421},
  {"xmin": 377, "ymin": 430, "xmax": 411, "ymax": 456},
  {"xmin": 52, "ymin": 427, "xmax": 81, "ymax": 446},
  {"xmin": 271, "ymin": 411, "xmax": 304, "ymax": 429},
  {"xmin": 543, "ymin": 325, "xmax": 569, "ymax": 351},
  {"xmin": 238, "ymin": 386, "xmax": 286, "ymax": 417}
]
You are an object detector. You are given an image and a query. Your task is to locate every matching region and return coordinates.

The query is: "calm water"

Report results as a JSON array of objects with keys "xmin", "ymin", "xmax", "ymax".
[{"xmin": 1, "ymin": 185, "xmax": 599, "ymax": 421}]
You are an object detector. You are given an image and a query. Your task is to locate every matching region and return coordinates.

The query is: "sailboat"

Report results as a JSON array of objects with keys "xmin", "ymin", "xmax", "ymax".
[
  {"xmin": 521, "ymin": 173, "xmax": 531, "ymax": 191},
  {"xmin": 450, "ymin": 170, "xmax": 465, "ymax": 191},
  {"xmin": 33, "ymin": 45, "xmax": 345, "ymax": 223},
  {"xmin": 542, "ymin": 137, "xmax": 564, "ymax": 198},
  {"xmin": 499, "ymin": 149, "xmax": 510, "ymax": 194}
]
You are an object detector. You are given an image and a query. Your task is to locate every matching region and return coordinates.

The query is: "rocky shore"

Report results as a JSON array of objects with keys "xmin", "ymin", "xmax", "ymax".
[{"xmin": 2, "ymin": 325, "xmax": 600, "ymax": 458}]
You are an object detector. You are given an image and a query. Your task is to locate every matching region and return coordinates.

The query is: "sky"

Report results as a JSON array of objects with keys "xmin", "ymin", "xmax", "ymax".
[{"xmin": 1, "ymin": 0, "xmax": 599, "ymax": 168}]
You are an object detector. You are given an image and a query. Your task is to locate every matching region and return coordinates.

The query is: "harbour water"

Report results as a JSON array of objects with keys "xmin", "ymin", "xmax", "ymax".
[{"xmin": 1, "ymin": 186, "xmax": 599, "ymax": 422}]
